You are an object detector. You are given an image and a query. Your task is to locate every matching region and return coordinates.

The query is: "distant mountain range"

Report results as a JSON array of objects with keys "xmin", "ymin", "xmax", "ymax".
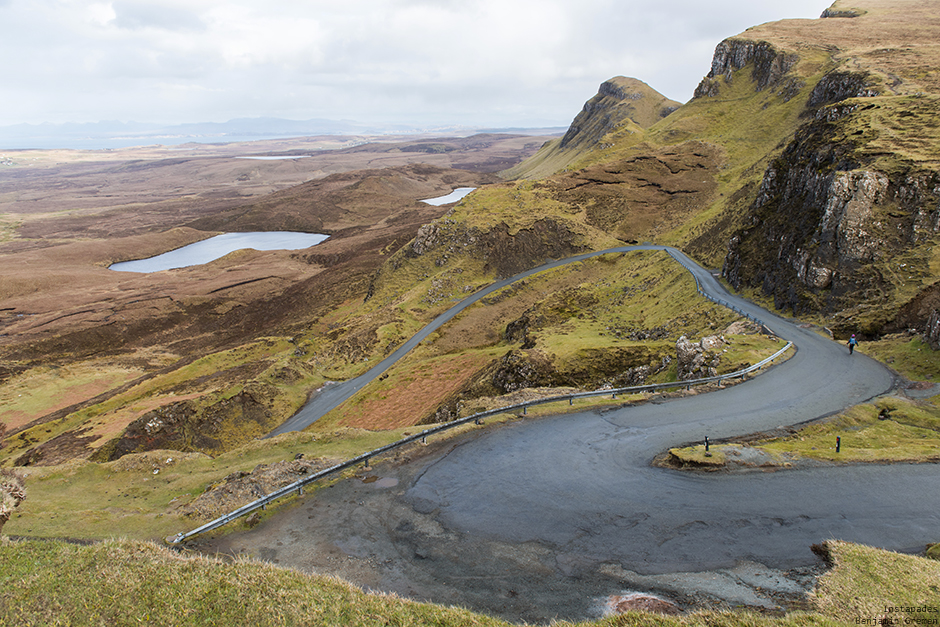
[{"xmin": 0, "ymin": 118, "xmax": 566, "ymax": 150}]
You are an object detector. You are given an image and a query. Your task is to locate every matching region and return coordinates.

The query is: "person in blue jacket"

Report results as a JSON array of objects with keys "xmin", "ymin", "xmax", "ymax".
[{"xmin": 848, "ymin": 334, "xmax": 858, "ymax": 354}]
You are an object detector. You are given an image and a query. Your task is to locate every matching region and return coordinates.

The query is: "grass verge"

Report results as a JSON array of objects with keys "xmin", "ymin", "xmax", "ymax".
[
  {"xmin": 813, "ymin": 540, "xmax": 940, "ymax": 621},
  {"xmin": 4, "ymin": 429, "xmax": 417, "ymax": 541},
  {"xmin": 667, "ymin": 396, "xmax": 940, "ymax": 468},
  {"xmin": 859, "ymin": 334, "xmax": 940, "ymax": 383}
]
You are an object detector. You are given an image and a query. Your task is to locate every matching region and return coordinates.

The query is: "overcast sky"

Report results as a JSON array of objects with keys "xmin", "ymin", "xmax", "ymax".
[{"xmin": 0, "ymin": 0, "xmax": 831, "ymax": 129}]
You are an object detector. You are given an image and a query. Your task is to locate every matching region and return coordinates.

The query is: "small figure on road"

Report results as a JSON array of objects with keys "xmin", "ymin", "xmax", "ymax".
[{"xmin": 848, "ymin": 334, "xmax": 858, "ymax": 355}]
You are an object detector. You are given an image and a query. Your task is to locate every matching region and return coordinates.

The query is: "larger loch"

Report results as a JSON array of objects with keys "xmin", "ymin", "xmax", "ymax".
[{"xmin": 109, "ymin": 231, "xmax": 329, "ymax": 273}]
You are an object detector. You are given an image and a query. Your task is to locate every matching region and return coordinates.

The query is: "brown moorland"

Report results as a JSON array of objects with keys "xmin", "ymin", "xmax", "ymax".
[{"xmin": 0, "ymin": 133, "xmax": 552, "ymax": 463}]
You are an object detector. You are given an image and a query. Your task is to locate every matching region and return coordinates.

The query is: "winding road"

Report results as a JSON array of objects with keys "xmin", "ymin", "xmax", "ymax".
[
  {"xmin": 220, "ymin": 246, "xmax": 940, "ymax": 623},
  {"xmin": 270, "ymin": 246, "xmax": 696, "ymax": 435},
  {"xmin": 272, "ymin": 245, "xmax": 891, "ymax": 434}
]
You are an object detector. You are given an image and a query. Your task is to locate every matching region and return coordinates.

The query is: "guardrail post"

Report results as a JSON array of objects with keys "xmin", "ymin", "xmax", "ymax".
[
  {"xmin": 523, "ymin": 405, "xmax": 527, "ymax": 415},
  {"xmin": 569, "ymin": 397, "xmax": 573, "ymax": 405},
  {"xmin": 475, "ymin": 417, "xmax": 483, "ymax": 425}
]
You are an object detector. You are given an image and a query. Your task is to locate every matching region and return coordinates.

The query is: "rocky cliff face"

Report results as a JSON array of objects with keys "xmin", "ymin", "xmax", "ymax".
[
  {"xmin": 693, "ymin": 38, "xmax": 801, "ymax": 99},
  {"xmin": 722, "ymin": 87, "xmax": 940, "ymax": 332},
  {"xmin": 686, "ymin": 17, "xmax": 940, "ymax": 337}
]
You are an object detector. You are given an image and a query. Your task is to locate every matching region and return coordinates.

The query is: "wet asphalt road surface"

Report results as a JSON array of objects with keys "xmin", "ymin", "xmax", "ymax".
[
  {"xmin": 198, "ymin": 247, "xmax": 940, "ymax": 623},
  {"xmin": 199, "ymin": 416, "xmax": 940, "ymax": 623}
]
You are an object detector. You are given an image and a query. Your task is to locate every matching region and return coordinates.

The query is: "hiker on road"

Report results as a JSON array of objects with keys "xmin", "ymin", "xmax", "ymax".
[{"xmin": 848, "ymin": 334, "xmax": 858, "ymax": 355}]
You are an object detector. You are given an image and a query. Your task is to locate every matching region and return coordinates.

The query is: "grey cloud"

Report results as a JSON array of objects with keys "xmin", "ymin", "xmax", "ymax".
[{"xmin": 0, "ymin": 0, "xmax": 832, "ymax": 128}]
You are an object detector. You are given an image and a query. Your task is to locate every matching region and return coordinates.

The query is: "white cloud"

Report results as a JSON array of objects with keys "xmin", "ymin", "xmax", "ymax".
[
  {"xmin": 110, "ymin": 2, "xmax": 205, "ymax": 31},
  {"xmin": 0, "ymin": 0, "xmax": 832, "ymax": 128}
]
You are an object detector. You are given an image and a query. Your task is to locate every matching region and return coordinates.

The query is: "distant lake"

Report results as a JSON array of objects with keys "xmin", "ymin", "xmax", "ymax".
[
  {"xmin": 236, "ymin": 155, "xmax": 311, "ymax": 160},
  {"xmin": 420, "ymin": 187, "xmax": 475, "ymax": 206},
  {"xmin": 110, "ymin": 231, "xmax": 329, "ymax": 273}
]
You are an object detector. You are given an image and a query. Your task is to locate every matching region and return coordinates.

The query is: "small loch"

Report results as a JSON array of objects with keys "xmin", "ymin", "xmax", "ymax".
[{"xmin": 420, "ymin": 187, "xmax": 475, "ymax": 206}]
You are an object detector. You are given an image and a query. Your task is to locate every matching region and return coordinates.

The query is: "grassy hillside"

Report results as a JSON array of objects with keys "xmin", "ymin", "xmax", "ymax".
[
  {"xmin": 4, "ymin": 429, "xmax": 434, "ymax": 540},
  {"xmin": 1, "ymin": 537, "xmax": 935, "ymax": 626},
  {"xmin": 505, "ymin": 76, "xmax": 680, "ymax": 181},
  {"xmin": 509, "ymin": 0, "xmax": 940, "ymax": 341}
]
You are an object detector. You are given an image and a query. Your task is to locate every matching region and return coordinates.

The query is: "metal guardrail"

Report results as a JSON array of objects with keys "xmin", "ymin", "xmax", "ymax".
[
  {"xmin": 167, "ymin": 337, "xmax": 793, "ymax": 544},
  {"xmin": 168, "ymin": 248, "xmax": 793, "ymax": 544},
  {"xmin": 666, "ymin": 249, "xmax": 766, "ymax": 327}
]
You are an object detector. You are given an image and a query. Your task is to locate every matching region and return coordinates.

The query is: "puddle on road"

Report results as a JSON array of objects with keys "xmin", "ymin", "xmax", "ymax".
[{"xmin": 361, "ymin": 475, "xmax": 398, "ymax": 488}]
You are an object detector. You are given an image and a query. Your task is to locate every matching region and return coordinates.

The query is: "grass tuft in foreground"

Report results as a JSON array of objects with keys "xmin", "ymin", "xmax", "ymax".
[
  {"xmin": 3, "ymin": 537, "xmax": 930, "ymax": 626},
  {"xmin": 0, "ymin": 537, "xmax": 509, "ymax": 626},
  {"xmin": 812, "ymin": 540, "xmax": 940, "ymax": 621}
]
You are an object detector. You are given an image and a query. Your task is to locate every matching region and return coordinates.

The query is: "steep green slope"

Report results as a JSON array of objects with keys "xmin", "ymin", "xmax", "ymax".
[{"xmin": 511, "ymin": 0, "xmax": 940, "ymax": 342}]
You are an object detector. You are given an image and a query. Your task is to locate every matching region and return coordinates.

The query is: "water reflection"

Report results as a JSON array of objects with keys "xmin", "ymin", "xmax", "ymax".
[
  {"xmin": 110, "ymin": 231, "xmax": 328, "ymax": 273},
  {"xmin": 420, "ymin": 187, "xmax": 475, "ymax": 206}
]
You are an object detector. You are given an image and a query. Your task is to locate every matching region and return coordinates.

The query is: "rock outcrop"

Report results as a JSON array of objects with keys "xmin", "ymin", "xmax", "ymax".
[
  {"xmin": 693, "ymin": 39, "xmax": 800, "ymax": 99},
  {"xmin": 820, "ymin": 6, "xmax": 863, "ymax": 18},
  {"xmin": 722, "ymin": 97, "xmax": 940, "ymax": 329},
  {"xmin": 705, "ymin": 33, "xmax": 939, "ymax": 334},
  {"xmin": 0, "ymin": 470, "xmax": 26, "ymax": 536},
  {"xmin": 402, "ymin": 215, "xmax": 587, "ymax": 279},
  {"xmin": 90, "ymin": 384, "xmax": 283, "ymax": 462},
  {"xmin": 886, "ymin": 281, "xmax": 940, "ymax": 347},
  {"xmin": 180, "ymin": 457, "xmax": 330, "ymax": 520},
  {"xmin": 806, "ymin": 71, "xmax": 880, "ymax": 108},
  {"xmin": 676, "ymin": 335, "xmax": 723, "ymax": 380},
  {"xmin": 925, "ymin": 310, "xmax": 940, "ymax": 349},
  {"xmin": 605, "ymin": 592, "xmax": 681, "ymax": 616}
]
